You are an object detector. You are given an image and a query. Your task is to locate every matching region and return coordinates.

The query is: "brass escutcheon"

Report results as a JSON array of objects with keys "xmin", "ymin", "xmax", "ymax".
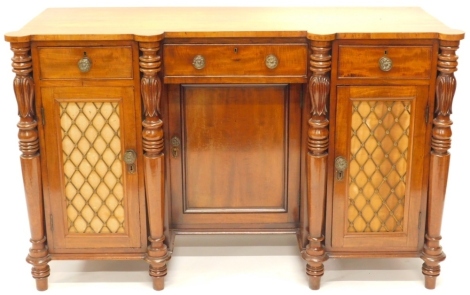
[
  {"xmin": 171, "ymin": 136, "xmax": 181, "ymax": 158},
  {"xmin": 335, "ymin": 156, "xmax": 347, "ymax": 181},
  {"xmin": 124, "ymin": 149, "xmax": 137, "ymax": 174}
]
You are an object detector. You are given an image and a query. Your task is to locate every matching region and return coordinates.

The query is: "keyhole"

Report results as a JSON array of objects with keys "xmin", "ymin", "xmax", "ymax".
[
  {"xmin": 384, "ymin": 50, "xmax": 388, "ymax": 55},
  {"xmin": 172, "ymin": 147, "xmax": 178, "ymax": 158},
  {"xmin": 234, "ymin": 48, "xmax": 238, "ymax": 53},
  {"xmin": 337, "ymin": 170, "xmax": 344, "ymax": 181}
]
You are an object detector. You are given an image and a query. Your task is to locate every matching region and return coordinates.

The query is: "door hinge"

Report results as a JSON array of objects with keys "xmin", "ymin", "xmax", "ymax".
[
  {"xmin": 41, "ymin": 107, "xmax": 45, "ymax": 126},
  {"xmin": 50, "ymin": 214, "xmax": 54, "ymax": 232},
  {"xmin": 418, "ymin": 211, "xmax": 422, "ymax": 230},
  {"xmin": 425, "ymin": 104, "xmax": 429, "ymax": 124}
]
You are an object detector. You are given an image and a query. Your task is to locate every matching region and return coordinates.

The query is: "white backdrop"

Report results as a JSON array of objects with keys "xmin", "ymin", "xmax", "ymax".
[{"xmin": 0, "ymin": 1, "xmax": 468, "ymax": 294}]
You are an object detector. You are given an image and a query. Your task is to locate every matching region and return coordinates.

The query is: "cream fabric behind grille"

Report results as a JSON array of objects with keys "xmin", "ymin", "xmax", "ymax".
[
  {"xmin": 348, "ymin": 100, "xmax": 410, "ymax": 233},
  {"xmin": 60, "ymin": 102, "xmax": 125, "ymax": 234}
]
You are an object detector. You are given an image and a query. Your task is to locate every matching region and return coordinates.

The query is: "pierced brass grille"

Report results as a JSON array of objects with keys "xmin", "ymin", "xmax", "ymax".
[
  {"xmin": 348, "ymin": 100, "xmax": 410, "ymax": 233},
  {"xmin": 60, "ymin": 102, "xmax": 125, "ymax": 234}
]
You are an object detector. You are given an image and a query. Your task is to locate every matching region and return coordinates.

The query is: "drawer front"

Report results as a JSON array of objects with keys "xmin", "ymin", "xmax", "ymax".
[
  {"xmin": 38, "ymin": 46, "xmax": 133, "ymax": 79},
  {"xmin": 163, "ymin": 44, "xmax": 307, "ymax": 77},
  {"xmin": 338, "ymin": 46, "xmax": 433, "ymax": 79}
]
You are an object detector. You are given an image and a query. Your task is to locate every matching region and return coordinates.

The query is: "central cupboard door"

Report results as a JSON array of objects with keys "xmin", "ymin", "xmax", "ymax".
[
  {"xmin": 331, "ymin": 86, "xmax": 429, "ymax": 251},
  {"xmin": 168, "ymin": 84, "xmax": 301, "ymax": 230}
]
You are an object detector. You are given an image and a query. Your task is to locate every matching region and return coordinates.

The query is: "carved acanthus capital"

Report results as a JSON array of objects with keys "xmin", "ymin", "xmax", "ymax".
[
  {"xmin": 435, "ymin": 75, "xmax": 456, "ymax": 117},
  {"xmin": 139, "ymin": 42, "xmax": 164, "ymax": 157},
  {"xmin": 140, "ymin": 42, "xmax": 162, "ymax": 118},
  {"xmin": 435, "ymin": 41, "xmax": 459, "ymax": 117},
  {"xmin": 307, "ymin": 41, "xmax": 331, "ymax": 156},
  {"xmin": 11, "ymin": 42, "xmax": 39, "ymax": 157},
  {"xmin": 141, "ymin": 75, "xmax": 162, "ymax": 118},
  {"xmin": 308, "ymin": 75, "xmax": 329, "ymax": 117},
  {"xmin": 431, "ymin": 41, "xmax": 460, "ymax": 155},
  {"xmin": 308, "ymin": 42, "xmax": 331, "ymax": 117}
]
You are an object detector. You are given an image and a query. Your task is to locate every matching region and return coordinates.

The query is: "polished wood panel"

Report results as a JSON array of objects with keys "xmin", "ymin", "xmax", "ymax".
[
  {"xmin": 169, "ymin": 84, "xmax": 301, "ymax": 228},
  {"xmin": 184, "ymin": 85, "xmax": 287, "ymax": 212},
  {"xmin": 163, "ymin": 44, "xmax": 307, "ymax": 77},
  {"xmin": 338, "ymin": 46, "xmax": 432, "ymax": 79},
  {"xmin": 38, "ymin": 46, "xmax": 133, "ymax": 79}
]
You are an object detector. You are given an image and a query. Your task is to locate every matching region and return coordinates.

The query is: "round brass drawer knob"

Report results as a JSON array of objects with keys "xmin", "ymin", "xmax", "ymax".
[
  {"xmin": 378, "ymin": 55, "xmax": 393, "ymax": 72},
  {"xmin": 265, "ymin": 54, "xmax": 278, "ymax": 69},
  {"xmin": 78, "ymin": 55, "xmax": 92, "ymax": 73},
  {"xmin": 192, "ymin": 55, "xmax": 205, "ymax": 70}
]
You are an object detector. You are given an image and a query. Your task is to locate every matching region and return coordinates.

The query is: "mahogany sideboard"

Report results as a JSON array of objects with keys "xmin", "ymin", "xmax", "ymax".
[{"xmin": 4, "ymin": 7, "xmax": 464, "ymax": 291}]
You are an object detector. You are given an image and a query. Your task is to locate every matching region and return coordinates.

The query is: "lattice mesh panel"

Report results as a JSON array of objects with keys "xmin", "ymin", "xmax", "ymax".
[
  {"xmin": 348, "ymin": 100, "xmax": 410, "ymax": 233},
  {"xmin": 60, "ymin": 102, "xmax": 125, "ymax": 234}
]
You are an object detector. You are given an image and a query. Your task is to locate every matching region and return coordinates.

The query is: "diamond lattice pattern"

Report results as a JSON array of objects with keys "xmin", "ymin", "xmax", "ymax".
[
  {"xmin": 60, "ymin": 102, "xmax": 125, "ymax": 234},
  {"xmin": 348, "ymin": 100, "xmax": 410, "ymax": 233}
]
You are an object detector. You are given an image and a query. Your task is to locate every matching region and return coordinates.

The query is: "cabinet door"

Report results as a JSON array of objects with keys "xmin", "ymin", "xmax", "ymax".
[
  {"xmin": 42, "ymin": 87, "xmax": 144, "ymax": 252},
  {"xmin": 332, "ymin": 86, "xmax": 428, "ymax": 251},
  {"xmin": 168, "ymin": 84, "xmax": 301, "ymax": 229}
]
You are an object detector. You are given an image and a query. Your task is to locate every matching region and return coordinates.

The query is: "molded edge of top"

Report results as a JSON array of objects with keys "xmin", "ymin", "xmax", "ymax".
[{"xmin": 4, "ymin": 7, "xmax": 465, "ymax": 43}]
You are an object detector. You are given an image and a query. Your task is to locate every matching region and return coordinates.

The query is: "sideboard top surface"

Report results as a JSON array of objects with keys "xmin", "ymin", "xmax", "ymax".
[{"xmin": 4, "ymin": 7, "xmax": 464, "ymax": 42}]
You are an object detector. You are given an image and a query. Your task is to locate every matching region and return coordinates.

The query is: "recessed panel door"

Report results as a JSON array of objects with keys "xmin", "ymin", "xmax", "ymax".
[{"xmin": 168, "ymin": 84, "xmax": 301, "ymax": 229}]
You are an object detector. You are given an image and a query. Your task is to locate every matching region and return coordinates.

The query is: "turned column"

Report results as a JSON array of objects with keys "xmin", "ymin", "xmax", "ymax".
[
  {"xmin": 301, "ymin": 40, "xmax": 331, "ymax": 290},
  {"xmin": 139, "ymin": 41, "xmax": 170, "ymax": 291},
  {"xmin": 11, "ymin": 42, "xmax": 51, "ymax": 291},
  {"xmin": 421, "ymin": 40, "xmax": 460, "ymax": 289}
]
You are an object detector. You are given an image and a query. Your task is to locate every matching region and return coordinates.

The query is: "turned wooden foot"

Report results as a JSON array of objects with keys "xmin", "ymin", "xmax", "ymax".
[
  {"xmin": 302, "ymin": 238, "xmax": 327, "ymax": 291},
  {"xmin": 145, "ymin": 242, "xmax": 171, "ymax": 291},
  {"xmin": 421, "ymin": 257, "xmax": 444, "ymax": 290},
  {"xmin": 152, "ymin": 276, "xmax": 165, "ymax": 291},
  {"xmin": 149, "ymin": 264, "xmax": 168, "ymax": 291},
  {"xmin": 36, "ymin": 278, "xmax": 48, "ymax": 291},
  {"xmin": 421, "ymin": 242, "xmax": 445, "ymax": 289},
  {"xmin": 424, "ymin": 274, "xmax": 437, "ymax": 290},
  {"xmin": 307, "ymin": 270, "xmax": 322, "ymax": 290},
  {"xmin": 422, "ymin": 262, "xmax": 441, "ymax": 289},
  {"xmin": 26, "ymin": 246, "xmax": 51, "ymax": 291}
]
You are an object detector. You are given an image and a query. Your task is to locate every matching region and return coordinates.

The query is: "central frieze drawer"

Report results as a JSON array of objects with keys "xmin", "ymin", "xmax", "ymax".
[{"xmin": 163, "ymin": 44, "xmax": 307, "ymax": 76}]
